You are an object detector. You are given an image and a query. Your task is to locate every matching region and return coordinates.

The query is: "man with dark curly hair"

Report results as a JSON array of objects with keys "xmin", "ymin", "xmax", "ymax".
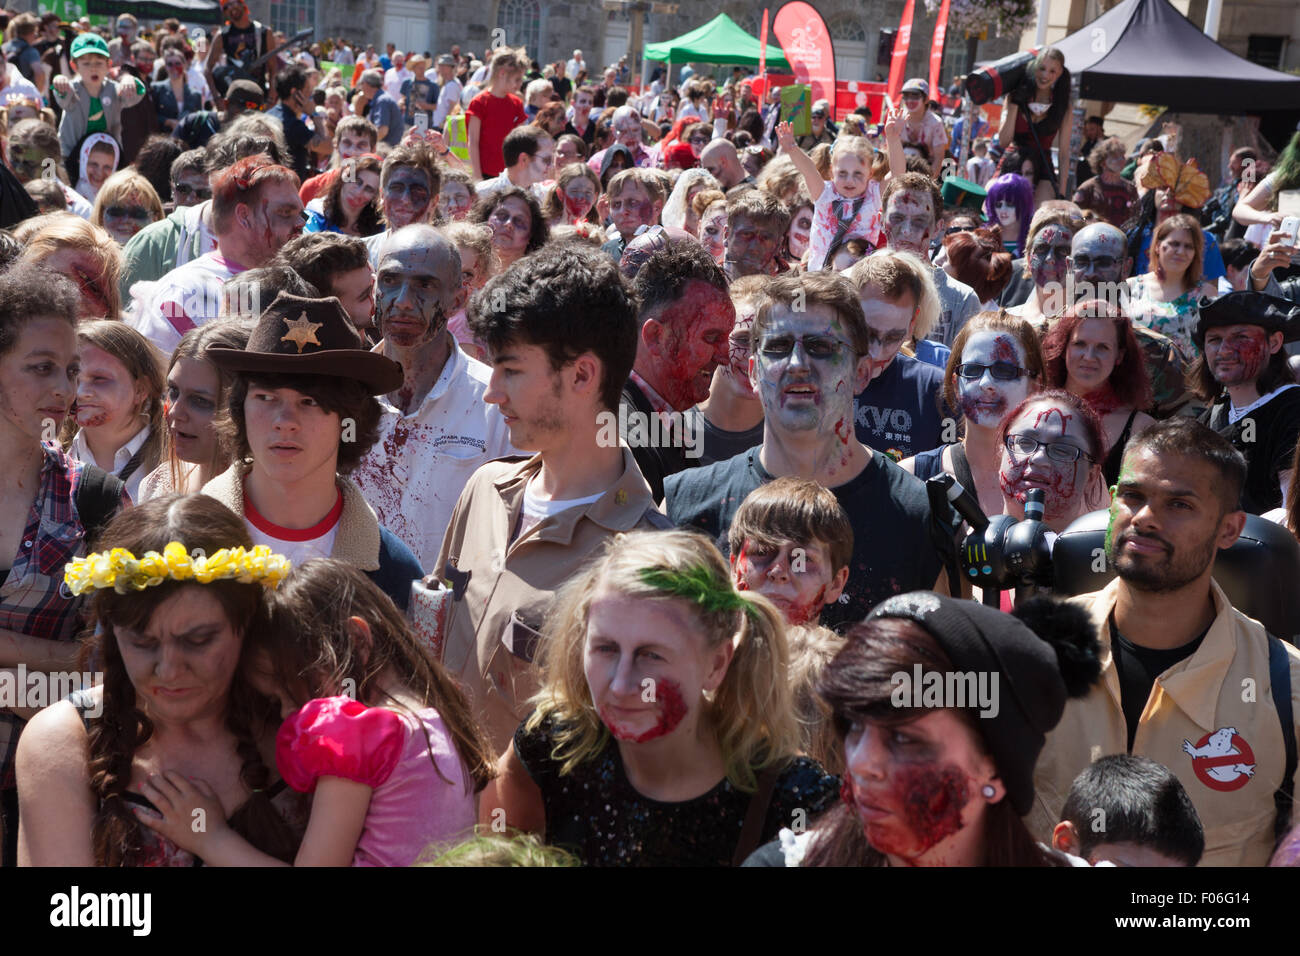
[{"xmin": 204, "ymin": 290, "xmax": 423, "ymax": 610}]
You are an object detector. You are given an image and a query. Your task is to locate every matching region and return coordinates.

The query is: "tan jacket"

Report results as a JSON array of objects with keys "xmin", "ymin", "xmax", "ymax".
[
  {"xmin": 1029, "ymin": 578, "xmax": 1300, "ymax": 866},
  {"xmin": 202, "ymin": 462, "xmax": 381, "ymax": 570},
  {"xmin": 434, "ymin": 448, "xmax": 663, "ymax": 753}
]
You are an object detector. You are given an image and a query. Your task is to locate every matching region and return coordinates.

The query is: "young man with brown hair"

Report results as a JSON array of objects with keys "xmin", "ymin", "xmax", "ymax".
[
  {"xmin": 205, "ymin": 291, "xmax": 422, "ymax": 609},
  {"xmin": 665, "ymin": 270, "xmax": 943, "ymax": 630}
]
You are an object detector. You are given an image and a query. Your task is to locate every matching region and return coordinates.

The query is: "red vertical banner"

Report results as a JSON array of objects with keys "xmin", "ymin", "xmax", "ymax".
[
  {"xmin": 887, "ymin": 0, "xmax": 915, "ymax": 102},
  {"xmin": 759, "ymin": 8, "xmax": 769, "ymax": 78},
  {"xmin": 772, "ymin": 2, "xmax": 836, "ymax": 112},
  {"xmin": 929, "ymin": 0, "xmax": 950, "ymax": 95}
]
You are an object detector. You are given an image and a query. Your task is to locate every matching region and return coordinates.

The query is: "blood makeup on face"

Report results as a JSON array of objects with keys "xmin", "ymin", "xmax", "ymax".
[
  {"xmin": 955, "ymin": 330, "xmax": 1029, "ymax": 428},
  {"xmin": 754, "ymin": 308, "xmax": 859, "ymax": 439},
  {"xmin": 1028, "ymin": 225, "xmax": 1072, "ymax": 289},
  {"xmin": 375, "ymin": 239, "xmax": 455, "ymax": 349},
  {"xmin": 647, "ymin": 280, "xmax": 735, "ymax": 409},
  {"xmin": 600, "ymin": 678, "xmax": 687, "ymax": 742},
  {"xmin": 1205, "ymin": 324, "xmax": 1270, "ymax": 387},
  {"xmin": 561, "ymin": 184, "xmax": 595, "ymax": 222},
  {"xmin": 998, "ymin": 402, "xmax": 1087, "ymax": 521},
  {"xmin": 727, "ymin": 303, "xmax": 757, "ymax": 395},
  {"xmin": 863, "ymin": 763, "xmax": 970, "ymax": 859}
]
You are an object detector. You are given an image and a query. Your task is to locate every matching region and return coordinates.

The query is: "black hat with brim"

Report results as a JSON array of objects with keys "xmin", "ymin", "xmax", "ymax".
[
  {"xmin": 208, "ymin": 291, "xmax": 403, "ymax": 395},
  {"xmin": 1193, "ymin": 290, "xmax": 1300, "ymax": 350}
]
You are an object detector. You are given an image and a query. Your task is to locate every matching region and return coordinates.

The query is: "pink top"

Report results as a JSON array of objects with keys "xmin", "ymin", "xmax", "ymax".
[
  {"xmin": 277, "ymin": 696, "xmax": 476, "ymax": 867},
  {"xmin": 446, "ymin": 307, "xmax": 487, "ymax": 359}
]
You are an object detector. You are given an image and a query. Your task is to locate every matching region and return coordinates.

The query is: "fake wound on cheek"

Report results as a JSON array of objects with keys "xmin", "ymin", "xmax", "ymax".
[{"xmin": 599, "ymin": 678, "xmax": 687, "ymax": 743}]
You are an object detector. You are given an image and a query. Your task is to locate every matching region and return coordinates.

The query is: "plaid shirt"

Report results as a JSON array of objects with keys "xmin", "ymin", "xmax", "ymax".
[{"xmin": 0, "ymin": 445, "xmax": 126, "ymax": 790}]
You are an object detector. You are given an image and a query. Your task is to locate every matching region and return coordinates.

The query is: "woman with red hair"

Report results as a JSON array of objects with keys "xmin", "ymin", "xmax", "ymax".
[
  {"xmin": 943, "ymin": 226, "xmax": 1013, "ymax": 309},
  {"xmin": 1040, "ymin": 301, "xmax": 1155, "ymax": 486}
]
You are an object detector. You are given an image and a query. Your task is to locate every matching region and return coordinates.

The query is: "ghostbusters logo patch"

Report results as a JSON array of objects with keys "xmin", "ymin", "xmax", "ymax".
[{"xmin": 1182, "ymin": 727, "xmax": 1256, "ymax": 792}]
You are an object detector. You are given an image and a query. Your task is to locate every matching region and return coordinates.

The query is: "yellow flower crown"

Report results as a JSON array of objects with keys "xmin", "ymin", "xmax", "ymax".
[{"xmin": 64, "ymin": 541, "xmax": 292, "ymax": 596}]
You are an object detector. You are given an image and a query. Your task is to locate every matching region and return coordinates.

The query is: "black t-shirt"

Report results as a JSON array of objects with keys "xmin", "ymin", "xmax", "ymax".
[
  {"xmin": 664, "ymin": 446, "xmax": 942, "ymax": 631},
  {"xmin": 683, "ymin": 406, "xmax": 764, "ymax": 466},
  {"xmin": 221, "ymin": 21, "xmax": 265, "ymax": 82},
  {"xmin": 620, "ymin": 379, "xmax": 702, "ymax": 504},
  {"xmin": 854, "ymin": 354, "xmax": 947, "ymax": 462},
  {"xmin": 550, "ymin": 75, "xmax": 572, "ymax": 101},
  {"xmin": 265, "ymin": 102, "xmax": 314, "ymax": 182},
  {"xmin": 514, "ymin": 711, "xmax": 838, "ymax": 866},
  {"xmin": 1110, "ymin": 614, "xmax": 1208, "ymax": 752},
  {"xmin": 1201, "ymin": 386, "xmax": 1300, "ymax": 514}
]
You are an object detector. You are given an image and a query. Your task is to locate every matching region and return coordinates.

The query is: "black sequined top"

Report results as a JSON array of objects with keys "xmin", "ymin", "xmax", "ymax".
[{"xmin": 514, "ymin": 713, "xmax": 840, "ymax": 866}]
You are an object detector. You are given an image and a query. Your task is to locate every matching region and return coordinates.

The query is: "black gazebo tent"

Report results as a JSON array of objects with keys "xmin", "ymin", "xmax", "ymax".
[{"xmin": 1052, "ymin": 0, "xmax": 1300, "ymax": 113}]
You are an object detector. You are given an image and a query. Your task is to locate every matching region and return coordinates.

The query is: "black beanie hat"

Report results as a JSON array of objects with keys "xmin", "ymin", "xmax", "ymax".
[{"xmin": 867, "ymin": 592, "xmax": 1101, "ymax": 815}]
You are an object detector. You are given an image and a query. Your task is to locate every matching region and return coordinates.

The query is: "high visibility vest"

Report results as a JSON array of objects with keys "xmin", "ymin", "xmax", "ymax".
[{"xmin": 444, "ymin": 113, "xmax": 470, "ymax": 163}]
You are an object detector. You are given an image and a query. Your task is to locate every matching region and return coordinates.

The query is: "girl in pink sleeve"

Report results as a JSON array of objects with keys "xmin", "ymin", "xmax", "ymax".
[{"xmin": 139, "ymin": 560, "xmax": 495, "ymax": 866}]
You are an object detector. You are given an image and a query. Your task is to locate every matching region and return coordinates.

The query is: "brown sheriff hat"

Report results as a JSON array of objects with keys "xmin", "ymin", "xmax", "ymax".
[{"xmin": 207, "ymin": 292, "xmax": 403, "ymax": 395}]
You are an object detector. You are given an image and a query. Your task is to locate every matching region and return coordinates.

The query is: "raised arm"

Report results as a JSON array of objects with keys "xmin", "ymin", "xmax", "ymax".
[
  {"xmin": 1233, "ymin": 177, "xmax": 1284, "ymax": 229},
  {"xmin": 998, "ymin": 96, "xmax": 1017, "ymax": 149},
  {"xmin": 882, "ymin": 105, "xmax": 905, "ymax": 182},
  {"xmin": 775, "ymin": 120, "xmax": 825, "ymax": 198}
]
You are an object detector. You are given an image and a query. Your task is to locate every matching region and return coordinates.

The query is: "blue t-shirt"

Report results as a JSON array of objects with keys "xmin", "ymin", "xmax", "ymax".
[
  {"xmin": 854, "ymin": 354, "xmax": 947, "ymax": 462},
  {"xmin": 367, "ymin": 91, "xmax": 404, "ymax": 145}
]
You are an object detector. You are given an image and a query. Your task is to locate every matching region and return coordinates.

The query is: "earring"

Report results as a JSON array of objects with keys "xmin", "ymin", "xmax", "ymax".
[{"xmin": 981, "ymin": 784, "xmax": 996, "ymax": 799}]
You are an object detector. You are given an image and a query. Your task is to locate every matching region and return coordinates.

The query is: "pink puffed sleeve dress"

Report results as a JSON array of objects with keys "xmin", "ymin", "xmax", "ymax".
[{"xmin": 277, "ymin": 696, "xmax": 476, "ymax": 867}]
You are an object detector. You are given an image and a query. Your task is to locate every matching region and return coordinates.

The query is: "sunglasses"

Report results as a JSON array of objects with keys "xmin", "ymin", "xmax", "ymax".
[
  {"xmin": 760, "ymin": 334, "xmax": 853, "ymax": 359},
  {"xmin": 173, "ymin": 183, "xmax": 212, "ymax": 200},
  {"xmin": 956, "ymin": 361, "xmax": 1028, "ymax": 381},
  {"xmin": 103, "ymin": 205, "xmax": 153, "ymax": 221}
]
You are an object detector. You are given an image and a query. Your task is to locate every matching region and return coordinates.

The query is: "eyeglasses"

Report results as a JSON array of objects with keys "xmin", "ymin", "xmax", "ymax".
[
  {"xmin": 688, "ymin": 134, "xmax": 710, "ymax": 146},
  {"xmin": 103, "ymin": 205, "xmax": 153, "ymax": 221},
  {"xmin": 956, "ymin": 362, "xmax": 1027, "ymax": 381},
  {"xmin": 945, "ymin": 225, "xmax": 974, "ymax": 236},
  {"xmin": 810, "ymin": 110, "xmax": 826, "ymax": 118},
  {"xmin": 1072, "ymin": 254, "xmax": 1118, "ymax": 271},
  {"xmin": 759, "ymin": 334, "xmax": 853, "ymax": 359},
  {"xmin": 1005, "ymin": 434, "xmax": 1092, "ymax": 463},
  {"xmin": 173, "ymin": 183, "xmax": 212, "ymax": 200}
]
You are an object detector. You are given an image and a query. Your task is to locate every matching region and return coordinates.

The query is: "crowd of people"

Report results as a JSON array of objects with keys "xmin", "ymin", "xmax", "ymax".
[{"xmin": 1, "ymin": 6, "xmax": 1300, "ymax": 870}]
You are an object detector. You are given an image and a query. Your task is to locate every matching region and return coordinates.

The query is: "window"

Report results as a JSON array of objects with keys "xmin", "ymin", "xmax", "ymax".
[
  {"xmin": 828, "ymin": 15, "xmax": 868, "ymax": 83},
  {"xmin": 269, "ymin": 0, "xmax": 315, "ymax": 35},
  {"xmin": 1246, "ymin": 35, "xmax": 1285, "ymax": 69},
  {"xmin": 497, "ymin": 0, "xmax": 543, "ymax": 63}
]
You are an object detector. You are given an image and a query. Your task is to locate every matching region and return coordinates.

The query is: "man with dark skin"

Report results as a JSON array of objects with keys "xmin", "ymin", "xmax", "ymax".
[
  {"xmin": 351, "ymin": 224, "xmax": 514, "ymax": 565},
  {"xmin": 724, "ymin": 190, "xmax": 789, "ymax": 280}
]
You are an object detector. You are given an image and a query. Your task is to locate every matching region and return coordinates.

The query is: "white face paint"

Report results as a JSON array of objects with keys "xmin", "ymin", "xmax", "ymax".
[
  {"xmin": 955, "ymin": 329, "xmax": 1031, "ymax": 428},
  {"xmin": 994, "ymin": 200, "xmax": 1017, "ymax": 229}
]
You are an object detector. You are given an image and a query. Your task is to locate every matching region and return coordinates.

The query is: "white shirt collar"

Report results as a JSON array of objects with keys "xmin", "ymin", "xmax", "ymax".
[
  {"xmin": 1228, "ymin": 383, "xmax": 1300, "ymax": 424},
  {"xmin": 72, "ymin": 423, "xmax": 151, "ymax": 474}
]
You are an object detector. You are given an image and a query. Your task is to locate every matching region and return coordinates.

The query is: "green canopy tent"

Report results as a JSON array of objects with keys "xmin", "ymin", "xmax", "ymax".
[{"xmin": 644, "ymin": 12, "xmax": 791, "ymax": 71}]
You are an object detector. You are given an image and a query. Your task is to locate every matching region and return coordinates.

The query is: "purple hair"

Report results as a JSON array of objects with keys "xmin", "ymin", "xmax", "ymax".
[{"xmin": 984, "ymin": 173, "xmax": 1034, "ymax": 256}]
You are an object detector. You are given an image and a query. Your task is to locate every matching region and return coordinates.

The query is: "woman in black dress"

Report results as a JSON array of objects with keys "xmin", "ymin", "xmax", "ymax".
[
  {"xmin": 481, "ymin": 529, "xmax": 838, "ymax": 866},
  {"xmin": 997, "ymin": 47, "xmax": 1073, "ymax": 205}
]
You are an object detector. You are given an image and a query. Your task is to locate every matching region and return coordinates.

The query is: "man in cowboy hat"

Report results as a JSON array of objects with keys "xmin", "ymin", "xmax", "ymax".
[
  {"xmin": 204, "ymin": 291, "xmax": 424, "ymax": 609},
  {"xmin": 1195, "ymin": 290, "xmax": 1300, "ymax": 515}
]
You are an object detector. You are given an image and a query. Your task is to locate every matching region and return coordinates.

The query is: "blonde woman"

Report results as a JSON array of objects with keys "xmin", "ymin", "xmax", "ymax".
[
  {"xmin": 91, "ymin": 169, "xmax": 164, "ymax": 245},
  {"xmin": 17, "ymin": 213, "xmax": 124, "ymax": 319},
  {"xmin": 481, "ymin": 530, "xmax": 839, "ymax": 867}
]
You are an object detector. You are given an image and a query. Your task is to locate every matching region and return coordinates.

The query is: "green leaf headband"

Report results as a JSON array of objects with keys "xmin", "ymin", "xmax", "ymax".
[{"xmin": 637, "ymin": 565, "xmax": 760, "ymax": 622}]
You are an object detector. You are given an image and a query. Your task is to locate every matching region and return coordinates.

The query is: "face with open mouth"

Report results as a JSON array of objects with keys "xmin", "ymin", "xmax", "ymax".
[
  {"xmin": 997, "ymin": 399, "xmax": 1095, "ymax": 523},
  {"xmin": 843, "ymin": 708, "xmax": 997, "ymax": 865},
  {"xmin": 75, "ymin": 344, "xmax": 143, "ymax": 432},
  {"xmin": 956, "ymin": 330, "xmax": 1031, "ymax": 429},
  {"xmin": 375, "ymin": 231, "xmax": 459, "ymax": 350},
  {"xmin": 752, "ymin": 304, "xmax": 864, "ymax": 439},
  {"xmin": 165, "ymin": 357, "xmax": 221, "ymax": 465}
]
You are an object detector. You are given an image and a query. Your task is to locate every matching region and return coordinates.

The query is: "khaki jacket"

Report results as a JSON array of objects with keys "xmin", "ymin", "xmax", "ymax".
[
  {"xmin": 1029, "ymin": 578, "xmax": 1300, "ymax": 866},
  {"xmin": 434, "ymin": 448, "xmax": 663, "ymax": 753}
]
